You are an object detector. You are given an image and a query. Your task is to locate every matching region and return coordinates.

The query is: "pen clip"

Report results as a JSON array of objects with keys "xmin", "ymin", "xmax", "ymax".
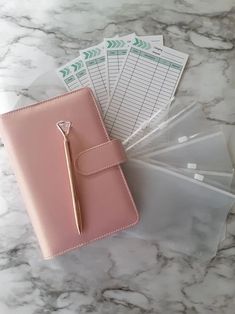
[{"xmin": 56, "ymin": 120, "xmax": 82, "ymax": 234}]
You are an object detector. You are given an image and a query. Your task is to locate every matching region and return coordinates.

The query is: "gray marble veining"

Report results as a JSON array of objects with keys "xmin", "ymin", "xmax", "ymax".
[{"xmin": 0, "ymin": 0, "xmax": 235, "ymax": 313}]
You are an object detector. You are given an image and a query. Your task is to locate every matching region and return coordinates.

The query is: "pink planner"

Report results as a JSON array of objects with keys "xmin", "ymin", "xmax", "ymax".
[{"xmin": 0, "ymin": 88, "xmax": 139, "ymax": 259}]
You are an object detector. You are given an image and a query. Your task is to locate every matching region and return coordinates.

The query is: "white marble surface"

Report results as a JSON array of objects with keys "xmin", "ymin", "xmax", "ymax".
[{"xmin": 1, "ymin": 0, "xmax": 235, "ymax": 313}]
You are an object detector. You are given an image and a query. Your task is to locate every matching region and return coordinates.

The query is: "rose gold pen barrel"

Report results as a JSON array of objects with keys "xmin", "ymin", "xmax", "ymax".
[
  {"xmin": 64, "ymin": 139, "xmax": 82, "ymax": 234},
  {"xmin": 56, "ymin": 121, "xmax": 82, "ymax": 235}
]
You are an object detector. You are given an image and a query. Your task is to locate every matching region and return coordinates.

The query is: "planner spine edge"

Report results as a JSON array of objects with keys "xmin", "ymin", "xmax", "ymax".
[{"xmin": 0, "ymin": 116, "xmax": 50, "ymax": 257}]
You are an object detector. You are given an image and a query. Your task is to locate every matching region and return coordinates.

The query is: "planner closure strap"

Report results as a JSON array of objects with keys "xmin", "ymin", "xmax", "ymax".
[{"xmin": 76, "ymin": 139, "xmax": 127, "ymax": 175}]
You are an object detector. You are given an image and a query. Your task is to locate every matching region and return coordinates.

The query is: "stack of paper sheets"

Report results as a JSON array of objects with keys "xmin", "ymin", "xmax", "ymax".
[
  {"xmin": 57, "ymin": 33, "xmax": 235, "ymax": 260},
  {"xmin": 57, "ymin": 33, "xmax": 188, "ymax": 141}
]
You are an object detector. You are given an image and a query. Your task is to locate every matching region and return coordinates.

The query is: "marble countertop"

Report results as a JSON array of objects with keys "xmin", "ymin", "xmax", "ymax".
[{"xmin": 1, "ymin": 1, "xmax": 235, "ymax": 313}]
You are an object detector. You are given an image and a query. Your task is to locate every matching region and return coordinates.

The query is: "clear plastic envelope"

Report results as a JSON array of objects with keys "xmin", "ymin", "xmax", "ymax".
[
  {"xmin": 145, "ymin": 159, "xmax": 234, "ymax": 191},
  {"xmin": 123, "ymin": 159, "xmax": 235, "ymax": 259},
  {"xmin": 2, "ymin": 70, "xmax": 66, "ymax": 113},
  {"xmin": 126, "ymin": 102, "xmax": 216, "ymax": 157},
  {"xmin": 143, "ymin": 131, "xmax": 234, "ymax": 174}
]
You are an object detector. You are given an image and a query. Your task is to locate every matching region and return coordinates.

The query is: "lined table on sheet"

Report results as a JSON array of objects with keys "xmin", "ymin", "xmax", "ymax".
[
  {"xmin": 104, "ymin": 47, "xmax": 184, "ymax": 140},
  {"xmin": 75, "ymin": 69, "xmax": 90, "ymax": 88},
  {"xmin": 57, "ymin": 59, "xmax": 90, "ymax": 92},
  {"xmin": 85, "ymin": 56, "xmax": 108, "ymax": 112},
  {"xmin": 106, "ymin": 50, "xmax": 128, "ymax": 95}
]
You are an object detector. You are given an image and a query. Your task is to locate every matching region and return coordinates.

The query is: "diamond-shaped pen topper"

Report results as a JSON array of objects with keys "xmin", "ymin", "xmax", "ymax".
[{"xmin": 56, "ymin": 121, "xmax": 72, "ymax": 137}]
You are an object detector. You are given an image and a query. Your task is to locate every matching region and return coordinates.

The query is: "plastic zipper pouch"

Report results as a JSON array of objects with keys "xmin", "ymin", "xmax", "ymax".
[
  {"xmin": 126, "ymin": 103, "xmax": 216, "ymax": 157},
  {"xmin": 145, "ymin": 159, "xmax": 234, "ymax": 191},
  {"xmin": 122, "ymin": 159, "xmax": 235, "ymax": 260},
  {"xmin": 142, "ymin": 131, "xmax": 233, "ymax": 173}
]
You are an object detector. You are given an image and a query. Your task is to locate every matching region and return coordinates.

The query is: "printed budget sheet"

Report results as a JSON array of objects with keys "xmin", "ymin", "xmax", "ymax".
[
  {"xmin": 57, "ymin": 57, "xmax": 90, "ymax": 91},
  {"xmin": 80, "ymin": 43, "xmax": 108, "ymax": 112},
  {"xmin": 104, "ymin": 34, "xmax": 163, "ymax": 96},
  {"xmin": 104, "ymin": 36, "xmax": 188, "ymax": 140}
]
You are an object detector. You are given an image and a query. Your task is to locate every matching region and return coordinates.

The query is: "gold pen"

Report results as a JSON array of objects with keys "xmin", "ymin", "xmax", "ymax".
[{"xmin": 56, "ymin": 121, "xmax": 82, "ymax": 234}]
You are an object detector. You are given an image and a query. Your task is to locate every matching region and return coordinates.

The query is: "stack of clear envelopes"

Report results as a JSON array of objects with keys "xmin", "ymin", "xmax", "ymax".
[{"xmin": 122, "ymin": 103, "xmax": 235, "ymax": 260}]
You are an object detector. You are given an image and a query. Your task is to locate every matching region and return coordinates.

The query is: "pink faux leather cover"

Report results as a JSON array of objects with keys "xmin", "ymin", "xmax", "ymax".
[{"xmin": 0, "ymin": 88, "xmax": 139, "ymax": 259}]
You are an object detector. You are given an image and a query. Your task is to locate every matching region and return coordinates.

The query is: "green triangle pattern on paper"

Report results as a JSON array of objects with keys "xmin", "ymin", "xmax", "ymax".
[
  {"xmin": 83, "ymin": 48, "xmax": 101, "ymax": 59},
  {"xmin": 133, "ymin": 38, "xmax": 151, "ymax": 50},
  {"xmin": 106, "ymin": 39, "xmax": 125, "ymax": 49},
  {"xmin": 71, "ymin": 60, "xmax": 83, "ymax": 72},
  {"xmin": 59, "ymin": 67, "xmax": 70, "ymax": 78}
]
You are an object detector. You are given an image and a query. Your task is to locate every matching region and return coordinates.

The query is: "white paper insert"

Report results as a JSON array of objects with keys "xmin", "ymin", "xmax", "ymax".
[
  {"xmin": 57, "ymin": 57, "xmax": 90, "ymax": 91},
  {"xmin": 104, "ymin": 36, "xmax": 188, "ymax": 140},
  {"xmin": 104, "ymin": 34, "xmax": 163, "ymax": 96},
  {"xmin": 80, "ymin": 43, "xmax": 108, "ymax": 112}
]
